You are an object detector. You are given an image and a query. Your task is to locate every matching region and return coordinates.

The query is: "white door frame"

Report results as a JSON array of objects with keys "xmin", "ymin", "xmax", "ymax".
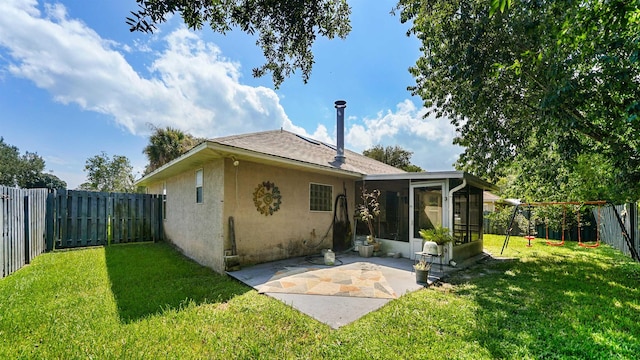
[{"xmin": 409, "ymin": 181, "xmax": 449, "ymax": 259}]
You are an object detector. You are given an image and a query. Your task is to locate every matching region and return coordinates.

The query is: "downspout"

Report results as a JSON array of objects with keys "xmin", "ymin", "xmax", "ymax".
[
  {"xmin": 447, "ymin": 179, "xmax": 466, "ymax": 263},
  {"xmin": 448, "ymin": 179, "xmax": 467, "ymax": 230}
]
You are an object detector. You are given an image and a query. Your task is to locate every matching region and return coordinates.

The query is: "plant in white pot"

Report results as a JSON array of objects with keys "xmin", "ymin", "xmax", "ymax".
[{"xmin": 418, "ymin": 225, "xmax": 453, "ymax": 256}]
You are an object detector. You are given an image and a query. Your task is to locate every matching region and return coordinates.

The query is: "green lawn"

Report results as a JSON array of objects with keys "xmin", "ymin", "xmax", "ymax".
[{"xmin": 1, "ymin": 237, "xmax": 638, "ymax": 359}]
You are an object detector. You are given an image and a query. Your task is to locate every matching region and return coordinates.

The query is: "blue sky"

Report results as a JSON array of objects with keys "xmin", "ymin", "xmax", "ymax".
[{"xmin": 1, "ymin": 0, "xmax": 462, "ymax": 189}]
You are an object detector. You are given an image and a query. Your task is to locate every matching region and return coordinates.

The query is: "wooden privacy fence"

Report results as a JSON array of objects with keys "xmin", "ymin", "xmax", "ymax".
[
  {"xmin": 1, "ymin": 187, "xmax": 164, "ymax": 279},
  {"xmin": 1, "ymin": 186, "xmax": 48, "ymax": 279},
  {"xmin": 50, "ymin": 190, "xmax": 164, "ymax": 249},
  {"xmin": 484, "ymin": 218, "xmax": 599, "ymax": 241},
  {"xmin": 597, "ymin": 203, "xmax": 639, "ymax": 260}
]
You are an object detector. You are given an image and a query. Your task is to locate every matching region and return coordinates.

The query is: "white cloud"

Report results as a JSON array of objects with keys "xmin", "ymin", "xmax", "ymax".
[
  {"xmin": 345, "ymin": 99, "xmax": 463, "ymax": 171},
  {"xmin": 43, "ymin": 155, "xmax": 69, "ymax": 166},
  {"xmin": 0, "ymin": 1, "xmax": 460, "ymax": 172},
  {"xmin": 52, "ymin": 170, "xmax": 85, "ymax": 190},
  {"xmin": 0, "ymin": 1, "xmax": 309, "ymax": 139}
]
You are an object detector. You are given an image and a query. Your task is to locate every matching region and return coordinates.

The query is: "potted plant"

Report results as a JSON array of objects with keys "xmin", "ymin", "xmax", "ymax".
[
  {"xmin": 356, "ymin": 186, "xmax": 381, "ymax": 256},
  {"xmin": 418, "ymin": 225, "xmax": 453, "ymax": 256},
  {"xmin": 413, "ymin": 258, "xmax": 431, "ymax": 284}
]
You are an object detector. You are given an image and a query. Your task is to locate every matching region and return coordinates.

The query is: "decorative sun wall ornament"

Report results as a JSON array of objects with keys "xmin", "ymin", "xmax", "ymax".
[{"xmin": 253, "ymin": 181, "xmax": 282, "ymax": 216}]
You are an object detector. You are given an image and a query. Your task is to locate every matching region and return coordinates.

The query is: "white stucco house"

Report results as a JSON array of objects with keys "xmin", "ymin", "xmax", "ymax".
[{"xmin": 135, "ymin": 102, "xmax": 497, "ymax": 273}]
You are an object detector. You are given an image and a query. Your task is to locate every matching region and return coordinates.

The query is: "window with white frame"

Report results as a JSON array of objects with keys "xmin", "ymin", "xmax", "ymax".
[
  {"xmin": 309, "ymin": 183, "xmax": 332, "ymax": 211},
  {"xmin": 162, "ymin": 181, "xmax": 167, "ymax": 219},
  {"xmin": 195, "ymin": 169, "xmax": 203, "ymax": 203}
]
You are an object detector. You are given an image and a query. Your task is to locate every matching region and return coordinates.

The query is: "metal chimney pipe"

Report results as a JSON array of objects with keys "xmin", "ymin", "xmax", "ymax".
[{"xmin": 334, "ymin": 100, "xmax": 347, "ymax": 164}]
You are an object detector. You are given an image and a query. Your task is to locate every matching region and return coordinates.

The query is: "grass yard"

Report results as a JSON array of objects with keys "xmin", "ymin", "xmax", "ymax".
[{"xmin": 1, "ymin": 237, "xmax": 639, "ymax": 359}]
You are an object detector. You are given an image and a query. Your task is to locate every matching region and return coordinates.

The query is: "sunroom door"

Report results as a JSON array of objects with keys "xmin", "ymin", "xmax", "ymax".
[{"xmin": 410, "ymin": 183, "xmax": 445, "ymax": 259}]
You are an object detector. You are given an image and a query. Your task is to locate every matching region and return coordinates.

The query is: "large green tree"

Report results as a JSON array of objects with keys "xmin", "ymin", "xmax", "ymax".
[
  {"xmin": 0, "ymin": 137, "xmax": 66, "ymax": 190},
  {"xmin": 127, "ymin": 0, "xmax": 351, "ymax": 88},
  {"xmin": 363, "ymin": 145, "xmax": 423, "ymax": 172},
  {"xmin": 128, "ymin": 1, "xmax": 640, "ymax": 202},
  {"xmin": 143, "ymin": 126, "xmax": 204, "ymax": 174},
  {"xmin": 23, "ymin": 173, "xmax": 67, "ymax": 190},
  {"xmin": 397, "ymin": 0, "xmax": 640, "ymax": 201},
  {"xmin": 0, "ymin": 137, "xmax": 22, "ymax": 186},
  {"xmin": 498, "ymin": 150, "xmax": 627, "ymax": 203},
  {"xmin": 80, "ymin": 152, "xmax": 135, "ymax": 193}
]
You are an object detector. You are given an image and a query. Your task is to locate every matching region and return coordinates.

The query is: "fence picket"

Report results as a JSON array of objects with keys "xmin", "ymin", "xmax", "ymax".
[
  {"xmin": 80, "ymin": 192, "xmax": 88, "ymax": 247},
  {"xmin": 112, "ymin": 193, "xmax": 121, "ymax": 243},
  {"xmin": 58, "ymin": 189, "xmax": 68, "ymax": 248},
  {"xmin": 98, "ymin": 193, "xmax": 107, "ymax": 244},
  {"xmin": 1, "ymin": 187, "xmax": 6, "ymax": 278},
  {"xmin": 11, "ymin": 187, "xmax": 22, "ymax": 276},
  {"xmin": 46, "ymin": 192, "xmax": 54, "ymax": 251},
  {"xmin": 24, "ymin": 195, "xmax": 30, "ymax": 264},
  {"xmin": 1, "ymin": 189, "xmax": 4, "ymax": 277}
]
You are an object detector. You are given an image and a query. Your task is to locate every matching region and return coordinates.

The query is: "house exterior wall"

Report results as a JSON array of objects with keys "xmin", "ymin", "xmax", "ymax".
[
  {"xmin": 142, "ymin": 158, "xmax": 492, "ymax": 270},
  {"xmin": 222, "ymin": 158, "xmax": 356, "ymax": 266},
  {"xmin": 146, "ymin": 159, "xmax": 226, "ymax": 272},
  {"xmin": 483, "ymin": 201, "xmax": 496, "ymax": 213}
]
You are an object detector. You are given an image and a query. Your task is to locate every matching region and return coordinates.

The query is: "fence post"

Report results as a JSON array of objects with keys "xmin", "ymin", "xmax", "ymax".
[{"xmin": 107, "ymin": 193, "xmax": 113, "ymax": 245}]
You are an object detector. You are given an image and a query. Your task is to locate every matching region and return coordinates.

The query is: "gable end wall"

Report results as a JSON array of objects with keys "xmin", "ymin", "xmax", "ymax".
[{"xmin": 147, "ymin": 159, "xmax": 225, "ymax": 272}]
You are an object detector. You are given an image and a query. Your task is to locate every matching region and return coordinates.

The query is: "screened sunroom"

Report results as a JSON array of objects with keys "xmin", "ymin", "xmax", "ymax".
[{"xmin": 354, "ymin": 171, "xmax": 497, "ymax": 264}]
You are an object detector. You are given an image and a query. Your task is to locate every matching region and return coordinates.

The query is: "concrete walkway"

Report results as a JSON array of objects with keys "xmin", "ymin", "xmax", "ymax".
[{"xmin": 227, "ymin": 250, "xmax": 488, "ymax": 329}]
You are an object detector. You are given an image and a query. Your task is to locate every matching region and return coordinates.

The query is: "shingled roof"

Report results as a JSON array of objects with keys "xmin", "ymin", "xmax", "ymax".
[
  {"xmin": 212, "ymin": 129, "xmax": 405, "ymax": 176},
  {"xmin": 135, "ymin": 129, "xmax": 406, "ymax": 186}
]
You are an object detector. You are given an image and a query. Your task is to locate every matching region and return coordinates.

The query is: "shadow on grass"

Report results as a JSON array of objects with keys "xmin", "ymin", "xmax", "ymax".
[
  {"xmin": 447, "ymin": 243, "xmax": 640, "ymax": 358},
  {"xmin": 105, "ymin": 242, "xmax": 250, "ymax": 323}
]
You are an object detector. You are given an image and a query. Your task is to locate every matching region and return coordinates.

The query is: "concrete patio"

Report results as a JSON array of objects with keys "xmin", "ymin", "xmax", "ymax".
[{"xmin": 227, "ymin": 250, "xmax": 488, "ymax": 329}]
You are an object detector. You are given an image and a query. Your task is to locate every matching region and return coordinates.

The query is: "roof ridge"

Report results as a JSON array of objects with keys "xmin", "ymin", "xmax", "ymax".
[
  {"xmin": 211, "ymin": 129, "xmax": 288, "ymax": 142},
  {"xmin": 208, "ymin": 129, "xmax": 405, "ymax": 174}
]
